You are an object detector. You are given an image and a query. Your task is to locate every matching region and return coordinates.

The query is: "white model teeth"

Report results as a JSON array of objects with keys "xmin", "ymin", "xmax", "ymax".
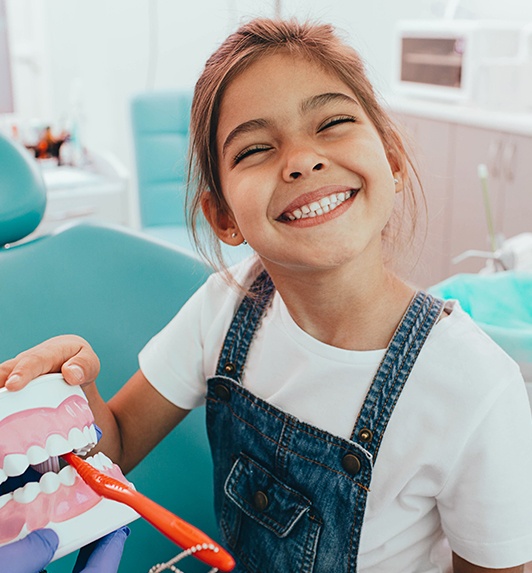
[
  {"xmin": 26, "ymin": 445, "xmax": 49, "ymax": 465},
  {"xmin": 283, "ymin": 190, "xmax": 355, "ymax": 221},
  {"xmin": 86, "ymin": 452, "xmax": 113, "ymax": 471},
  {"xmin": 58, "ymin": 465, "xmax": 76, "ymax": 487},
  {"xmin": 0, "ymin": 424, "xmax": 98, "ymax": 482},
  {"xmin": 46, "ymin": 434, "xmax": 72, "ymax": 457},
  {"xmin": 0, "ymin": 492, "xmax": 10, "ymax": 510},
  {"xmin": 0, "ymin": 463, "xmax": 89, "ymax": 507},
  {"xmin": 3, "ymin": 453, "xmax": 29, "ymax": 478},
  {"xmin": 68, "ymin": 427, "xmax": 87, "ymax": 450},
  {"xmin": 13, "ymin": 481, "xmax": 40, "ymax": 504},
  {"xmin": 39, "ymin": 471, "xmax": 62, "ymax": 494}
]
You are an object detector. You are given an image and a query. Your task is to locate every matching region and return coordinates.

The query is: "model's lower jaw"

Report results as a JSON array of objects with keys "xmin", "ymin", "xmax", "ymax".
[
  {"xmin": 278, "ymin": 189, "xmax": 358, "ymax": 223},
  {"xmin": 0, "ymin": 452, "xmax": 129, "ymax": 545}
]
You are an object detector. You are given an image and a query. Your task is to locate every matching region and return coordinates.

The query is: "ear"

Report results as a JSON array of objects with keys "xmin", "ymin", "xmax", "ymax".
[
  {"xmin": 201, "ymin": 192, "xmax": 244, "ymax": 246},
  {"xmin": 387, "ymin": 148, "xmax": 407, "ymax": 194}
]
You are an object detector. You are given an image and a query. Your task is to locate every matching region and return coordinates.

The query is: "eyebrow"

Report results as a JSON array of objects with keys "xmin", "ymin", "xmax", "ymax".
[
  {"xmin": 221, "ymin": 92, "xmax": 358, "ymax": 157},
  {"xmin": 300, "ymin": 92, "xmax": 358, "ymax": 113},
  {"xmin": 222, "ymin": 118, "xmax": 270, "ymax": 158}
]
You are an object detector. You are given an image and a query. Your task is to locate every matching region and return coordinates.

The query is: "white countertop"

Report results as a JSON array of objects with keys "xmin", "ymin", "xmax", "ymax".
[
  {"xmin": 383, "ymin": 94, "xmax": 532, "ymax": 136},
  {"xmin": 41, "ymin": 165, "xmax": 106, "ymax": 190}
]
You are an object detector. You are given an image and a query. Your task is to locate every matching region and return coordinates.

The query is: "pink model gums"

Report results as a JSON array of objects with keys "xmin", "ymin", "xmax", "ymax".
[{"xmin": 0, "ymin": 374, "xmax": 138, "ymax": 561}]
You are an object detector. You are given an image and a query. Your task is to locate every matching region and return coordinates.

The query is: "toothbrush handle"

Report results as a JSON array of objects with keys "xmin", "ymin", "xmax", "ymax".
[
  {"xmin": 62, "ymin": 452, "xmax": 235, "ymax": 571},
  {"xmin": 118, "ymin": 487, "xmax": 235, "ymax": 571}
]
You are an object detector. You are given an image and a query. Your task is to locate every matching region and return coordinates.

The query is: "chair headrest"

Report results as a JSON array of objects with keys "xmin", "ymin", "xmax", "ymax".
[{"xmin": 0, "ymin": 133, "xmax": 46, "ymax": 247}]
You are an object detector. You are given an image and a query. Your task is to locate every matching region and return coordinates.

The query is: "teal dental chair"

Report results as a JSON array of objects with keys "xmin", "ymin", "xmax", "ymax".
[
  {"xmin": 130, "ymin": 90, "xmax": 193, "ymax": 249},
  {"xmin": 130, "ymin": 90, "xmax": 251, "ymax": 265},
  {"xmin": 0, "ymin": 133, "xmax": 217, "ymax": 572}
]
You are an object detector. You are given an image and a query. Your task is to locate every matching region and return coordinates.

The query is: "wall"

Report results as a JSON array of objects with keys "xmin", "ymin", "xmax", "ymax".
[{"xmin": 4, "ymin": 0, "xmax": 532, "ymax": 223}]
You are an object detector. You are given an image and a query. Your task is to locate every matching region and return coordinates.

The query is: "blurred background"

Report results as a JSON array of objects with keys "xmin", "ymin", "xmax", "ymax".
[{"xmin": 2, "ymin": 0, "xmax": 531, "ymax": 227}]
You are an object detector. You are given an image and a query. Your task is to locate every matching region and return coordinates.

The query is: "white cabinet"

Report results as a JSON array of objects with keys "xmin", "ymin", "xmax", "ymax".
[
  {"xmin": 34, "ymin": 152, "xmax": 130, "ymax": 237},
  {"xmin": 498, "ymin": 133, "xmax": 532, "ymax": 240},
  {"xmin": 392, "ymin": 111, "xmax": 532, "ymax": 286},
  {"xmin": 449, "ymin": 125, "xmax": 532, "ymax": 274}
]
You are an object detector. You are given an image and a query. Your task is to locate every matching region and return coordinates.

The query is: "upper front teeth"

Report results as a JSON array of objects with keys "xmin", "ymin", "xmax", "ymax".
[
  {"xmin": 0, "ymin": 424, "xmax": 98, "ymax": 482},
  {"xmin": 283, "ymin": 190, "xmax": 355, "ymax": 221}
]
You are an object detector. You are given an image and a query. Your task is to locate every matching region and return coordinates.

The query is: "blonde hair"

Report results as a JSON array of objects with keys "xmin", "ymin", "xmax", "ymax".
[{"xmin": 186, "ymin": 18, "xmax": 423, "ymax": 272}]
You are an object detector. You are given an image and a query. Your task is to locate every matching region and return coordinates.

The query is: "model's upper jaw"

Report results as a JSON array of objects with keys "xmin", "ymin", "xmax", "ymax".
[
  {"xmin": 0, "ymin": 374, "xmax": 138, "ymax": 559},
  {"xmin": 0, "ymin": 379, "xmax": 97, "ymax": 487},
  {"xmin": 277, "ymin": 185, "xmax": 360, "ymax": 222}
]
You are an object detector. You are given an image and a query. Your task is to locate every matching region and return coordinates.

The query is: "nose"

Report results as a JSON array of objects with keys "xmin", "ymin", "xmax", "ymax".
[{"xmin": 282, "ymin": 146, "xmax": 329, "ymax": 182}]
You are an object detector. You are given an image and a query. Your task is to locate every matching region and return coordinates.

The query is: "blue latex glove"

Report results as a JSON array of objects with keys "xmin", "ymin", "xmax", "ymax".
[
  {"xmin": 72, "ymin": 526, "xmax": 130, "ymax": 573},
  {"xmin": 0, "ymin": 526, "xmax": 129, "ymax": 573},
  {"xmin": 0, "ymin": 529, "xmax": 58, "ymax": 573}
]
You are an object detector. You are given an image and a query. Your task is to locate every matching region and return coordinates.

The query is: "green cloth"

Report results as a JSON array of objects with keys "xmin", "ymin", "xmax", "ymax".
[{"xmin": 429, "ymin": 272, "xmax": 532, "ymax": 364}]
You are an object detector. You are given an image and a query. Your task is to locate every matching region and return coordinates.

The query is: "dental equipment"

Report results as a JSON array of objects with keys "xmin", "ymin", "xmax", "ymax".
[{"xmin": 452, "ymin": 164, "xmax": 532, "ymax": 272}]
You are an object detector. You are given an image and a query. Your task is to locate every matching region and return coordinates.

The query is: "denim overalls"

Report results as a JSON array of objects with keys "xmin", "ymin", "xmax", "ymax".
[{"xmin": 206, "ymin": 271, "xmax": 443, "ymax": 572}]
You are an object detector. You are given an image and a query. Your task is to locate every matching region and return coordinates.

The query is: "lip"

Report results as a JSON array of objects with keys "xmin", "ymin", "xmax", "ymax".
[
  {"xmin": 276, "ymin": 185, "xmax": 359, "ymax": 227},
  {"xmin": 0, "ymin": 374, "xmax": 138, "ymax": 561}
]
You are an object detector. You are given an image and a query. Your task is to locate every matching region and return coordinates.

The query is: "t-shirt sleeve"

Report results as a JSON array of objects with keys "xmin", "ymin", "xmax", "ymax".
[
  {"xmin": 138, "ymin": 267, "xmax": 246, "ymax": 410},
  {"xmin": 436, "ymin": 367, "xmax": 532, "ymax": 568}
]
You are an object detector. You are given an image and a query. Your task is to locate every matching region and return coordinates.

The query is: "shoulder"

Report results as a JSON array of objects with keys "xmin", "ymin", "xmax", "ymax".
[
  {"xmin": 403, "ymin": 299, "xmax": 525, "ymax": 439},
  {"xmin": 197, "ymin": 255, "xmax": 265, "ymax": 319},
  {"xmin": 422, "ymin": 299, "xmax": 522, "ymax": 386}
]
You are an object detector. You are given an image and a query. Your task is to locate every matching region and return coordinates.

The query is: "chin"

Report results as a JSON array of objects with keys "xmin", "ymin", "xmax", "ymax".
[{"xmin": 0, "ymin": 374, "xmax": 138, "ymax": 561}]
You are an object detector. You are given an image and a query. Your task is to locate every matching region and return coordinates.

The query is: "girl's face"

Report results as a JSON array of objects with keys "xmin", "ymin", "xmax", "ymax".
[{"xmin": 211, "ymin": 51, "xmax": 401, "ymax": 276}]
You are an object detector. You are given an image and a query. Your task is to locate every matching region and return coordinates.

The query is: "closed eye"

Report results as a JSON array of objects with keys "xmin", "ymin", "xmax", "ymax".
[
  {"xmin": 233, "ymin": 144, "xmax": 272, "ymax": 166},
  {"xmin": 318, "ymin": 115, "xmax": 357, "ymax": 132}
]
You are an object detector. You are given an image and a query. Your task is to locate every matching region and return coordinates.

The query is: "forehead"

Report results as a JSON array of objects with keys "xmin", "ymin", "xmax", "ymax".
[{"xmin": 217, "ymin": 52, "xmax": 358, "ymax": 134}]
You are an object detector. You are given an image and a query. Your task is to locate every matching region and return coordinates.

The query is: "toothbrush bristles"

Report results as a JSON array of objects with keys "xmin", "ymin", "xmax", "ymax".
[{"xmin": 31, "ymin": 456, "xmax": 61, "ymax": 474}]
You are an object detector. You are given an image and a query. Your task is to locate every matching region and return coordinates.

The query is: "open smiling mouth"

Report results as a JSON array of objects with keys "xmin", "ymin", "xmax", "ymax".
[
  {"xmin": 0, "ymin": 374, "xmax": 138, "ymax": 561},
  {"xmin": 278, "ymin": 188, "xmax": 359, "ymax": 222}
]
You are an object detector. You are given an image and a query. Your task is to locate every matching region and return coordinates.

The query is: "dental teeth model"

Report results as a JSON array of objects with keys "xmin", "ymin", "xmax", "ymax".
[{"xmin": 0, "ymin": 373, "xmax": 139, "ymax": 561}]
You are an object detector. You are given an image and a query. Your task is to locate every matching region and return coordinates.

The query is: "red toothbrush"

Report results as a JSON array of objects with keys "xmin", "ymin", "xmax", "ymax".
[{"xmin": 62, "ymin": 451, "xmax": 235, "ymax": 571}]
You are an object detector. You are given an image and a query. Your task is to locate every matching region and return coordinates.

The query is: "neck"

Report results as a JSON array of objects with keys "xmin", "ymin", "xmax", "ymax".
[{"xmin": 261, "ymin": 258, "xmax": 415, "ymax": 351}]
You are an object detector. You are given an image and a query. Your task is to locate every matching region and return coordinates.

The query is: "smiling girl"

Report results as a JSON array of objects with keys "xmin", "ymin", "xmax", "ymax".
[{"xmin": 2, "ymin": 18, "xmax": 532, "ymax": 573}]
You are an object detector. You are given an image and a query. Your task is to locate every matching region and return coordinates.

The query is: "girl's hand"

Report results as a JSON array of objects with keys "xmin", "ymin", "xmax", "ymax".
[{"xmin": 0, "ymin": 335, "xmax": 100, "ymax": 391}]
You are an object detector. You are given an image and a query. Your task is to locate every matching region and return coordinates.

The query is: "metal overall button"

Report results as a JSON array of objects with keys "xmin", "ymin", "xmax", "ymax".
[
  {"xmin": 223, "ymin": 362, "xmax": 236, "ymax": 375},
  {"xmin": 253, "ymin": 490, "xmax": 269, "ymax": 512},
  {"xmin": 214, "ymin": 384, "xmax": 231, "ymax": 401},
  {"xmin": 358, "ymin": 428, "xmax": 373, "ymax": 443},
  {"xmin": 341, "ymin": 453, "xmax": 361, "ymax": 475}
]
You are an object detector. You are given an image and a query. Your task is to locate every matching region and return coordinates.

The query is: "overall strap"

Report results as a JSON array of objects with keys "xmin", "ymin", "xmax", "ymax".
[
  {"xmin": 350, "ymin": 291, "xmax": 443, "ymax": 458},
  {"xmin": 215, "ymin": 270, "xmax": 275, "ymax": 382}
]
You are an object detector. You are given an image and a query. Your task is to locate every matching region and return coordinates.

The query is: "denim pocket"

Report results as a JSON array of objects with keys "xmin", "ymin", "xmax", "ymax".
[{"xmin": 221, "ymin": 453, "xmax": 322, "ymax": 572}]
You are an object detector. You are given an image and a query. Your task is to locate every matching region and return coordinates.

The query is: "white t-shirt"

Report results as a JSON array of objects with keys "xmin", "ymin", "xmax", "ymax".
[{"xmin": 139, "ymin": 259, "xmax": 532, "ymax": 572}]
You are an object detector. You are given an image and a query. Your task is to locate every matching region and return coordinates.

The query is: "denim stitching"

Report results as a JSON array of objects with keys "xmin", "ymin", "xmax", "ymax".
[
  {"xmin": 207, "ymin": 390, "xmax": 371, "ymax": 458},
  {"xmin": 368, "ymin": 294, "xmax": 430, "ymax": 441}
]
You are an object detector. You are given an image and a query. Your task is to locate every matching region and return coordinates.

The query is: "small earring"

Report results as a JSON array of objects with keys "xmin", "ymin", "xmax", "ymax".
[
  {"xmin": 231, "ymin": 232, "xmax": 238, "ymax": 238},
  {"xmin": 394, "ymin": 178, "xmax": 399, "ymax": 184},
  {"xmin": 243, "ymin": 239, "xmax": 248, "ymax": 246}
]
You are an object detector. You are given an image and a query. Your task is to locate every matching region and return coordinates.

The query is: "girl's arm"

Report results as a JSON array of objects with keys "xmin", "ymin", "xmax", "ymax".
[
  {"xmin": 0, "ymin": 335, "xmax": 189, "ymax": 473},
  {"xmin": 89, "ymin": 369, "xmax": 190, "ymax": 473},
  {"xmin": 452, "ymin": 552, "xmax": 524, "ymax": 573}
]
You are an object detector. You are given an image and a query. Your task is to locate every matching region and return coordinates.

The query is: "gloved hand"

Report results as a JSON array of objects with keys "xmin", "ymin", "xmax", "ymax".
[
  {"xmin": 72, "ymin": 526, "xmax": 130, "ymax": 573},
  {"xmin": 0, "ymin": 529, "xmax": 58, "ymax": 573},
  {"xmin": 0, "ymin": 526, "xmax": 130, "ymax": 573}
]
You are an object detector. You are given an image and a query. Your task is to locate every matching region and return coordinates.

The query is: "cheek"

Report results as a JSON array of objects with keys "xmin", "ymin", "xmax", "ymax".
[{"xmin": 221, "ymin": 171, "xmax": 271, "ymax": 219}]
